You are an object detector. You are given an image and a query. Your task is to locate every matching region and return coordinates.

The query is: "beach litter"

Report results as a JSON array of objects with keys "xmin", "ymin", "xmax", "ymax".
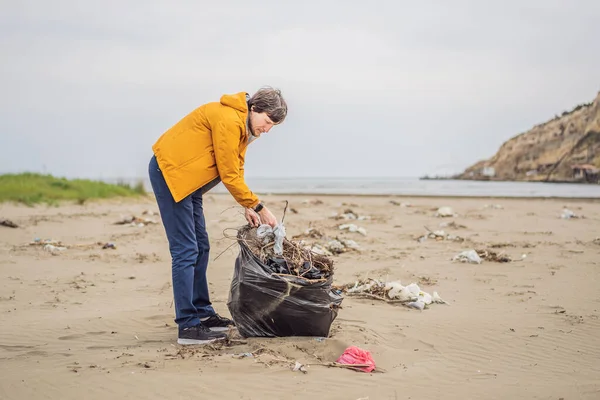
[
  {"xmin": 417, "ymin": 226, "xmax": 464, "ymax": 243},
  {"xmin": 476, "ymin": 249, "xmax": 512, "ymax": 263},
  {"xmin": 114, "ymin": 215, "xmax": 157, "ymax": 227},
  {"xmin": 325, "ymin": 239, "xmax": 361, "ymax": 254},
  {"xmin": 27, "ymin": 238, "xmax": 119, "ymax": 254},
  {"xmin": 560, "ymin": 208, "xmax": 583, "ymax": 219},
  {"xmin": 336, "ymin": 278, "xmax": 447, "ymax": 309},
  {"xmin": 336, "ymin": 346, "xmax": 376, "ymax": 373},
  {"xmin": 292, "ymin": 227, "xmax": 362, "ymax": 255},
  {"xmin": 435, "ymin": 206, "xmax": 456, "ymax": 217},
  {"xmin": 452, "ymin": 250, "xmax": 482, "ymax": 264},
  {"xmin": 0, "ymin": 219, "xmax": 18, "ymax": 228},
  {"xmin": 330, "ymin": 209, "xmax": 371, "ymax": 221},
  {"xmin": 236, "ymin": 224, "xmax": 333, "ymax": 280},
  {"xmin": 338, "ymin": 223, "xmax": 367, "ymax": 236},
  {"xmin": 226, "ymin": 204, "xmax": 343, "ymax": 338},
  {"xmin": 292, "ymin": 361, "xmax": 308, "ymax": 373},
  {"xmin": 44, "ymin": 244, "xmax": 68, "ymax": 255},
  {"xmin": 452, "ymin": 249, "xmax": 513, "ymax": 264}
]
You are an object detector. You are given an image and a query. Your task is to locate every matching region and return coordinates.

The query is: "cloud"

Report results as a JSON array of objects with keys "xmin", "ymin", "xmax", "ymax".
[{"xmin": 1, "ymin": 1, "xmax": 598, "ymax": 179}]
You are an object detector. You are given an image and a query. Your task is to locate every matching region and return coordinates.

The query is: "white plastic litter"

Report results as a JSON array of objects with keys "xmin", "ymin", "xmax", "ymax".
[
  {"xmin": 381, "ymin": 281, "xmax": 447, "ymax": 308},
  {"xmin": 256, "ymin": 223, "xmax": 287, "ymax": 255},
  {"xmin": 561, "ymin": 208, "xmax": 577, "ymax": 219},
  {"xmin": 432, "ymin": 292, "xmax": 447, "ymax": 304},
  {"xmin": 43, "ymin": 244, "xmax": 67, "ymax": 254},
  {"xmin": 348, "ymin": 280, "xmax": 377, "ymax": 294},
  {"xmin": 384, "ymin": 282, "xmax": 417, "ymax": 302},
  {"xmin": 309, "ymin": 244, "xmax": 333, "ymax": 256},
  {"xmin": 452, "ymin": 249, "xmax": 482, "ymax": 264},
  {"xmin": 436, "ymin": 207, "xmax": 455, "ymax": 217},
  {"xmin": 256, "ymin": 225, "xmax": 272, "ymax": 241},
  {"xmin": 326, "ymin": 240, "xmax": 345, "ymax": 254},
  {"xmin": 331, "ymin": 211, "xmax": 372, "ymax": 220},
  {"xmin": 338, "ymin": 224, "xmax": 367, "ymax": 236},
  {"xmin": 341, "ymin": 239, "xmax": 360, "ymax": 250}
]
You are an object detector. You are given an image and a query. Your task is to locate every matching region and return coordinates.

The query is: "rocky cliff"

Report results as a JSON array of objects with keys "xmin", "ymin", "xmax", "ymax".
[{"xmin": 456, "ymin": 91, "xmax": 600, "ymax": 183}]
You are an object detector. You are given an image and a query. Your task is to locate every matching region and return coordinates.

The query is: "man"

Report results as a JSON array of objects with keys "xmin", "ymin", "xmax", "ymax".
[{"xmin": 148, "ymin": 87, "xmax": 287, "ymax": 345}]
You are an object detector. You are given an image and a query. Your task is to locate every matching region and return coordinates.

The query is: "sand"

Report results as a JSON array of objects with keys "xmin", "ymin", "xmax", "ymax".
[{"xmin": 0, "ymin": 193, "xmax": 599, "ymax": 399}]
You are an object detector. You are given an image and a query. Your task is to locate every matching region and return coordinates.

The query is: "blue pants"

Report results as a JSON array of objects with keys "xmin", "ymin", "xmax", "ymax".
[{"xmin": 148, "ymin": 155, "xmax": 216, "ymax": 328}]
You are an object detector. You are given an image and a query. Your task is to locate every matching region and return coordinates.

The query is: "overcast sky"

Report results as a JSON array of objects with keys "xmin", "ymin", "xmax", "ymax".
[{"xmin": 1, "ymin": 1, "xmax": 599, "ymax": 180}]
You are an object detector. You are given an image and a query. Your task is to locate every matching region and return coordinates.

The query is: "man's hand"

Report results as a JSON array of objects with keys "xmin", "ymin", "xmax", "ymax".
[
  {"xmin": 258, "ymin": 206, "xmax": 278, "ymax": 227},
  {"xmin": 244, "ymin": 208, "xmax": 261, "ymax": 227}
]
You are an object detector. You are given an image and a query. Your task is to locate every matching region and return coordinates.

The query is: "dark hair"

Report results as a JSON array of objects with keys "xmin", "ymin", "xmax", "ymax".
[{"xmin": 248, "ymin": 86, "xmax": 288, "ymax": 124}]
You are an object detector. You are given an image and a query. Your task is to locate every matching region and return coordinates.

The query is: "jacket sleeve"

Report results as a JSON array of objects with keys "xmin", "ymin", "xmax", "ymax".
[{"xmin": 212, "ymin": 119, "xmax": 260, "ymax": 209}]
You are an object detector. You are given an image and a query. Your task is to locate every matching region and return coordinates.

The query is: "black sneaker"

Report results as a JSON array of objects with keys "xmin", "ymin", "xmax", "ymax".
[
  {"xmin": 177, "ymin": 324, "xmax": 226, "ymax": 345},
  {"xmin": 202, "ymin": 314, "xmax": 235, "ymax": 332}
]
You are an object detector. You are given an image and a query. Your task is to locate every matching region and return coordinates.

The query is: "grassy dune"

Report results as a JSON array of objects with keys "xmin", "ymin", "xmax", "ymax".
[{"xmin": 0, "ymin": 173, "xmax": 146, "ymax": 205}]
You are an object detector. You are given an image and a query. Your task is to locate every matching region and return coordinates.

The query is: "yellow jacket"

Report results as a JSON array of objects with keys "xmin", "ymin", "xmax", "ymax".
[{"xmin": 152, "ymin": 92, "xmax": 260, "ymax": 208}]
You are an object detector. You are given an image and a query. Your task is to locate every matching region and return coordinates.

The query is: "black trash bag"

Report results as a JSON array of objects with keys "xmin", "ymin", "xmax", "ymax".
[{"xmin": 227, "ymin": 241, "xmax": 344, "ymax": 338}]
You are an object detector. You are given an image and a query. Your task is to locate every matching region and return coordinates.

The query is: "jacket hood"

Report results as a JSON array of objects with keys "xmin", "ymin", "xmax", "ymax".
[{"xmin": 220, "ymin": 92, "xmax": 249, "ymax": 113}]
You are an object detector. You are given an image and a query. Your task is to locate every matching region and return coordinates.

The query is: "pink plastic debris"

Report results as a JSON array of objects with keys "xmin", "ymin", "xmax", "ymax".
[{"xmin": 335, "ymin": 346, "xmax": 376, "ymax": 372}]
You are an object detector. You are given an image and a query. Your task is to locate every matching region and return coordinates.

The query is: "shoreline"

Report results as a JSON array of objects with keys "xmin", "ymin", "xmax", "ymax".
[
  {"xmin": 249, "ymin": 192, "xmax": 600, "ymax": 201},
  {"xmin": 421, "ymin": 176, "xmax": 599, "ymax": 185}
]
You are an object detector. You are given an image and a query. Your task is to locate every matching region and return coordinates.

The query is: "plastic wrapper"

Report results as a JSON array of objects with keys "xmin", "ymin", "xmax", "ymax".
[
  {"xmin": 336, "ymin": 346, "xmax": 376, "ymax": 372},
  {"xmin": 256, "ymin": 223, "xmax": 286, "ymax": 255},
  {"xmin": 227, "ymin": 240, "xmax": 343, "ymax": 338}
]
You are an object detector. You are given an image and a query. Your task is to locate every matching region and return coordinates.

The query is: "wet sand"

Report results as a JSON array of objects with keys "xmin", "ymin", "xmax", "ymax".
[{"xmin": 0, "ymin": 194, "xmax": 599, "ymax": 399}]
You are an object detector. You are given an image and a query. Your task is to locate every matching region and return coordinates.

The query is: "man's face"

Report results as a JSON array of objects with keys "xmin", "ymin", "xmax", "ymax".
[{"xmin": 249, "ymin": 111, "xmax": 275, "ymax": 137}]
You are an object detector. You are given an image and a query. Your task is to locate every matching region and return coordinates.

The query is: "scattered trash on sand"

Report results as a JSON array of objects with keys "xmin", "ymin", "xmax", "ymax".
[
  {"xmin": 0, "ymin": 219, "xmax": 18, "ymax": 228},
  {"xmin": 114, "ymin": 215, "xmax": 157, "ymax": 227},
  {"xmin": 44, "ymin": 244, "xmax": 67, "ymax": 255},
  {"xmin": 452, "ymin": 249, "xmax": 482, "ymax": 264},
  {"xmin": 452, "ymin": 249, "xmax": 513, "ymax": 264},
  {"xmin": 330, "ymin": 209, "xmax": 371, "ymax": 221},
  {"xmin": 237, "ymin": 225, "xmax": 332, "ymax": 279},
  {"xmin": 336, "ymin": 346, "xmax": 376, "ymax": 373},
  {"xmin": 324, "ymin": 239, "xmax": 360, "ymax": 254},
  {"xmin": 560, "ymin": 208, "xmax": 583, "ymax": 219},
  {"xmin": 292, "ymin": 227, "xmax": 362, "ymax": 256},
  {"xmin": 225, "ymin": 345, "xmax": 383, "ymax": 374},
  {"xmin": 416, "ymin": 226, "xmax": 464, "ymax": 243},
  {"xmin": 435, "ymin": 206, "xmax": 456, "ymax": 217},
  {"xmin": 227, "ymin": 215, "xmax": 343, "ymax": 337},
  {"xmin": 27, "ymin": 238, "xmax": 118, "ymax": 255},
  {"xmin": 476, "ymin": 249, "xmax": 512, "ymax": 263},
  {"xmin": 338, "ymin": 223, "xmax": 367, "ymax": 236},
  {"xmin": 335, "ymin": 278, "xmax": 447, "ymax": 309},
  {"xmin": 292, "ymin": 361, "xmax": 308, "ymax": 374}
]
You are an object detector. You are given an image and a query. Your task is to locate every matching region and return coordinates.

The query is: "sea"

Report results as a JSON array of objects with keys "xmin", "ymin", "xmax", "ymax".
[{"xmin": 121, "ymin": 177, "xmax": 600, "ymax": 199}]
